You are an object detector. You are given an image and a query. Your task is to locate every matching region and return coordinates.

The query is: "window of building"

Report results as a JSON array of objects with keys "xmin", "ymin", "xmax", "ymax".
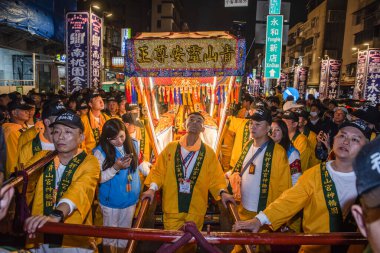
[
  {"xmin": 157, "ymin": 20, "xmax": 161, "ymax": 29},
  {"xmin": 157, "ymin": 4, "xmax": 161, "ymax": 13}
]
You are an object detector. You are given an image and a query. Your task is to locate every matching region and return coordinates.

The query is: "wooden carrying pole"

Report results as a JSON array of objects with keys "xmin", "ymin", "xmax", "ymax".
[
  {"xmin": 227, "ymin": 202, "xmax": 254, "ymax": 253},
  {"xmin": 124, "ymin": 198, "xmax": 150, "ymax": 253},
  {"xmin": 1, "ymin": 150, "xmax": 58, "ymax": 188},
  {"xmin": 36, "ymin": 222, "xmax": 366, "ymax": 245}
]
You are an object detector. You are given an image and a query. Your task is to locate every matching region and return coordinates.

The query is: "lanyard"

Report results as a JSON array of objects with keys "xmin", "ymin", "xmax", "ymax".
[
  {"xmin": 240, "ymin": 141, "xmax": 269, "ymax": 176},
  {"xmin": 180, "ymin": 149, "xmax": 196, "ymax": 179}
]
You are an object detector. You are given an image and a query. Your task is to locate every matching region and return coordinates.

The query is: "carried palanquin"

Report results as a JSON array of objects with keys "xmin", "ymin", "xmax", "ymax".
[{"xmin": 124, "ymin": 31, "xmax": 246, "ymax": 155}]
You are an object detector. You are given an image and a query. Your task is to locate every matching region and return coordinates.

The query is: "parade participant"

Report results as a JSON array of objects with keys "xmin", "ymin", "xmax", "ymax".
[
  {"xmin": 81, "ymin": 93, "xmax": 110, "ymax": 154},
  {"xmin": 270, "ymin": 119, "xmax": 301, "ymax": 186},
  {"xmin": 233, "ymin": 119, "xmax": 372, "ymax": 253},
  {"xmin": 3, "ymin": 100, "xmax": 31, "ymax": 178},
  {"xmin": 351, "ymin": 137, "xmax": 380, "ymax": 253},
  {"xmin": 237, "ymin": 94, "xmax": 253, "ymax": 118},
  {"xmin": 274, "ymin": 86, "xmax": 283, "ymax": 107},
  {"xmin": 141, "ymin": 112, "xmax": 235, "ymax": 231},
  {"xmin": 306, "ymin": 103, "xmax": 324, "ymax": 134},
  {"xmin": 0, "ymin": 94, "xmax": 10, "ymax": 107},
  {"xmin": 282, "ymin": 110, "xmax": 312, "ymax": 172},
  {"xmin": 106, "ymin": 96, "xmax": 120, "ymax": 118},
  {"xmin": 76, "ymin": 99, "xmax": 89, "ymax": 117},
  {"xmin": 118, "ymin": 97, "xmax": 127, "ymax": 116},
  {"xmin": 24, "ymin": 97, "xmax": 37, "ymax": 128},
  {"xmin": 297, "ymin": 109, "xmax": 320, "ymax": 168},
  {"xmin": 227, "ymin": 108, "xmax": 291, "ymax": 253},
  {"xmin": 93, "ymin": 119, "xmax": 141, "ymax": 253},
  {"xmin": 24, "ymin": 110, "xmax": 100, "ymax": 250}
]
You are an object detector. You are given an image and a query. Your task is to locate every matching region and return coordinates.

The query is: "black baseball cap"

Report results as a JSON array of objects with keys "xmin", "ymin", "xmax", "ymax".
[
  {"xmin": 49, "ymin": 110, "xmax": 84, "ymax": 132},
  {"xmin": 7, "ymin": 100, "xmax": 33, "ymax": 112},
  {"xmin": 76, "ymin": 99, "xmax": 88, "ymax": 110},
  {"xmin": 339, "ymin": 119, "xmax": 371, "ymax": 140},
  {"xmin": 107, "ymin": 96, "xmax": 117, "ymax": 102},
  {"xmin": 282, "ymin": 110, "xmax": 299, "ymax": 122},
  {"xmin": 353, "ymin": 137, "xmax": 380, "ymax": 208},
  {"xmin": 42, "ymin": 100, "xmax": 66, "ymax": 120},
  {"xmin": 296, "ymin": 109, "xmax": 309, "ymax": 119},
  {"xmin": 247, "ymin": 107, "xmax": 272, "ymax": 124}
]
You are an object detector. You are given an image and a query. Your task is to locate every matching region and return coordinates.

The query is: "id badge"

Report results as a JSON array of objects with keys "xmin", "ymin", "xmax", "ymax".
[
  {"xmin": 249, "ymin": 163, "xmax": 256, "ymax": 174},
  {"xmin": 179, "ymin": 180, "xmax": 191, "ymax": 194}
]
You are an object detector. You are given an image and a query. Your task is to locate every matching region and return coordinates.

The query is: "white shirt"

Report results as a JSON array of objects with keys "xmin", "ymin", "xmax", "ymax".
[
  {"xmin": 41, "ymin": 139, "xmax": 55, "ymax": 151},
  {"xmin": 241, "ymin": 144, "xmax": 267, "ymax": 212},
  {"xmin": 256, "ymin": 160, "xmax": 357, "ymax": 224}
]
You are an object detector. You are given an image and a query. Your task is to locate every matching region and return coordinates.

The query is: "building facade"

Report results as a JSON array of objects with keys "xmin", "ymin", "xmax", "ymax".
[{"xmin": 151, "ymin": 0, "xmax": 184, "ymax": 32}]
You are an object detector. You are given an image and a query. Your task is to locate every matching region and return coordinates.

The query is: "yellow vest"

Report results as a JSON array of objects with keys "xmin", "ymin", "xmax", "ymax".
[
  {"xmin": 145, "ymin": 141, "xmax": 226, "ymax": 216},
  {"xmin": 17, "ymin": 125, "xmax": 41, "ymax": 153},
  {"xmin": 26, "ymin": 150, "xmax": 100, "ymax": 249}
]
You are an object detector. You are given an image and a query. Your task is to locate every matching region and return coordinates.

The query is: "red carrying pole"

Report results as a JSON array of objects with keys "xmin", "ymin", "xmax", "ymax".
[{"xmin": 36, "ymin": 223, "xmax": 367, "ymax": 245}]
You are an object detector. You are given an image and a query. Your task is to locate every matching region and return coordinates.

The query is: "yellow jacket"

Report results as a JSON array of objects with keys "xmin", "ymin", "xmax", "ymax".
[
  {"xmin": 17, "ymin": 125, "xmax": 41, "ymax": 153},
  {"xmin": 145, "ymin": 141, "xmax": 226, "ymax": 216},
  {"xmin": 26, "ymin": 150, "xmax": 100, "ymax": 249},
  {"xmin": 293, "ymin": 132, "xmax": 312, "ymax": 172},
  {"xmin": 219, "ymin": 116, "xmax": 250, "ymax": 170},
  {"xmin": 303, "ymin": 128, "xmax": 320, "ymax": 168},
  {"xmin": 2, "ymin": 122, "xmax": 26, "ymax": 178},
  {"xmin": 264, "ymin": 163, "xmax": 345, "ymax": 253},
  {"xmin": 81, "ymin": 111, "xmax": 110, "ymax": 154},
  {"xmin": 134, "ymin": 121, "xmax": 152, "ymax": 162},
  {"xmin": 236, "ymin": 108, "xmax": 247, "ymax": 118}
]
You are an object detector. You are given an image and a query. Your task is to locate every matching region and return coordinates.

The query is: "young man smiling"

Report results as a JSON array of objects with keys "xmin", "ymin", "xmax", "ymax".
[{"xmin": 233, "ymin": 119, "xmax": 372, "ymax": 253}]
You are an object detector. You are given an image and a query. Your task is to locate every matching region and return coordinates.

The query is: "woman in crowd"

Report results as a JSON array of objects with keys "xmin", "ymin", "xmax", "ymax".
[
  {"xmin": 93, "ymin": 118, "xmax": 141, "ymax": 253},
  {"xmin": 270, "ymin": 119, "xmax": 302, "ymax": 186}
]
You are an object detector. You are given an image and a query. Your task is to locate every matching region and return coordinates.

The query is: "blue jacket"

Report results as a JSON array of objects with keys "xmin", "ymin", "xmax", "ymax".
[{"xmin": 94, "ymin": 140, "xmax": 141, "ymax": 209}]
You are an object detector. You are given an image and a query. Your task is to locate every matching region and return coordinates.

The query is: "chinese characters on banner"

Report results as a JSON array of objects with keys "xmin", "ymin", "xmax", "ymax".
[
  {"xmin": 363, "ymin": 49, "xmax": 380, "ymax": 103},
  {"xmin": 278, "ymin": 72, "xmax": 288, "ymax": 91},
  {"xmin": 66, "ymin": 12, "xmax": 89, "ymax": 93},
  {"xmin": 294, "ymin": 66, "xmax": 308, "ymax": 99},
  {"xmin": 319, "ymin": 60, "xmax": 328, "ymax": 99},
  {"xmin": 90, "ymin": 13, "xmax": 102, "ymax": 91},
  {"xmin": 327, "ymin": 60, "xmax": 342, "ymax": 99},
  {"xmin": 125, "ymin": 32, "xmax": 246, "ymax": 77},
  {"xmin": 353, "ymin": 50, "xmax": 368, "ymax": 100}
]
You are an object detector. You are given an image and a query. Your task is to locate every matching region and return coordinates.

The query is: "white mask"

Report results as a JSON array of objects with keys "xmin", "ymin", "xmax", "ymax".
[{"xmin": 310, "ymin": 111, "xmax": 318, "ymax": 117}]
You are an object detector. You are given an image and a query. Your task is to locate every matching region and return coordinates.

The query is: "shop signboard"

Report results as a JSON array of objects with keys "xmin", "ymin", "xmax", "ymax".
[
  {"xmin": 269, "ymin": 0, "xmax": 281, "ymax": 14},
  {"xmin": 225, "ymin": 0, "xmax": 248, "ymax": 7},
  {"xmin": 90, "ymin": 13, "xmax": 102, "ymax": 91},
  {"xmin": 66, "ymin": 12, "xmax": 89, "ymax": 93},
  {"xmin": 364, "ymin": 49, "xmax": 380, "ymax": 103},
  {"xmin": 264, "ymin": 15, "xmax": 283, "ymax": 79}
]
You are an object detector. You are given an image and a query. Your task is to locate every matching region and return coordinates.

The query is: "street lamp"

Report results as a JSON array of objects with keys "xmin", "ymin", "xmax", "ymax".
[{"xmin": 92, "ymin": 5, "xmax": 100, "ymax": 10}]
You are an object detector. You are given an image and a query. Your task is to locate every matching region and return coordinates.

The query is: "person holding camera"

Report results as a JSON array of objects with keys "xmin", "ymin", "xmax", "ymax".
[{"xmin": 93, "ymin": 118, "xmax": 141, "ymax": 253}]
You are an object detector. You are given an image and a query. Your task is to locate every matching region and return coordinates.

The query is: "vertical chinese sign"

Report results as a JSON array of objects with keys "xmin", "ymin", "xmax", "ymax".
[
  {"xmin": 327, "ymin": 60, "xmax": 342, "ymax": 99},
  {"xmin": 363, "ymin": 49, "xmax": 380, "ymax": 104},
  {"xmin": 90, "ymin": 13, "xmax": 102, "ymax": 91},
  {"xmin": 66, "ymin": 12, "xmax": 89, "ymax": 93},
  {"xmin": 264, "ymin": 15, "xmax": 283, "ymax": 79},
  {"xmin": 353, "ymin": 50, "xmax": 368, "ymax": 100},
  {"xmin": 294, "ymin": 66, "xmax": 308, "ymax": 99},
  {"xmin": 319, "ymin": 59, "xmax": 328, "ymax": 99}
]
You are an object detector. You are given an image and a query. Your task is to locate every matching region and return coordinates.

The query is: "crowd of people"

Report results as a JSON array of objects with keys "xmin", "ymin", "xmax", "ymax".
[{"xmin": 0, "ymin": 87, "xmax": 379, "ymax": 253}]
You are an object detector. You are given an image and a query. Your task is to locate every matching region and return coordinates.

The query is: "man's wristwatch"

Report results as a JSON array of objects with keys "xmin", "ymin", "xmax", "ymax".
[{"xmin": 50, "ymin": 209, "xmax": 64, "ymax": 223}]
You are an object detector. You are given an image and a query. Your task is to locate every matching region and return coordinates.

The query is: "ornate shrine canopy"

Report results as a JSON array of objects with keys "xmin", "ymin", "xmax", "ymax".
[{"xmin": 124, "ymin": 31, "xmax": 246, "ymax": 77}]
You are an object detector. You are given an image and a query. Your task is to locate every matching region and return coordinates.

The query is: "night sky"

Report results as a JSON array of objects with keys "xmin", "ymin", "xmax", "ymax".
[{"xmin": 182, "ymin": 0, "xmax": 307, "ymax": 42}]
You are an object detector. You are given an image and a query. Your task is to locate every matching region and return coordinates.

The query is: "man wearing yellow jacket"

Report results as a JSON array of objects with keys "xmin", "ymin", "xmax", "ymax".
[
  {"xmin": 227, "ymin": 108, "xmax": 291, "ymax": 253},
  {"xmin": 81, "ymin": 94, "xmax": 110, "ymax": 154},
  {"xmin": 298, "ymin": 109, "xmax": 320, "ymax": 168},
  {"xmin": 282, "ymin": 110, "xmax": 312, "ymax": 172},
  {"xmin": 233, "ymin": 119, "xmax": 372, "ymax": 253},
  {"xmin": 24, "ymin": 111, "xmax": 100, "ymax": 251},
  {"xmin": 3, "ymin": 100, "xmax": 31, "ymax": 178},
  {"xmin": 141, "ymin": 112, "xmax": 235, "ymax": 231}
]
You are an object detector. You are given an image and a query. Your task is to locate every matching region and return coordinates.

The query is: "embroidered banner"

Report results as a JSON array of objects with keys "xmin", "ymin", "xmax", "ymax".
[
  {"xmin": 90, "ymin": 13, "xmax": 102, "ymax": 91},
  {"xmin": 319, "ymin": 60, "xmax": 328, "ymax": 99},
  {"xmin": 66, "ymin": 12, "xmax": 90, "ymax": 93},
  {"xmin": 364, "ymin": 49, "xmax": 380, "ymax": 104},
  {"xmin": 327, "ymin": 59, "xmax": 342, "ymax": 99},
  {"xmin": 125, "ymin": 32, "xmax": 246, "ymax": 77},
  {"xmin": 294, "ymin": 66, "xmax": 308, "ymax": 99},
  {"xmin": 353, "ymin": 50, "xmax": 368, "ymax": 99}
]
